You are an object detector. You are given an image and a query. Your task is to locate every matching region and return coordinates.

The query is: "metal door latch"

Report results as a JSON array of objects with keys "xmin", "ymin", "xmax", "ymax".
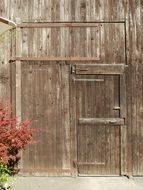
[
  {"xmin": 108, "ymin": 120, "xmax": 117, "ymax": 124},
  {"xmin": 71, "ymin": 65, "xmax": 75, "ymax": 74}
]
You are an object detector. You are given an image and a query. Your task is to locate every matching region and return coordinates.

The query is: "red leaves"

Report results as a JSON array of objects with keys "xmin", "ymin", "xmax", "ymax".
[{"xmin": 0, "ymin": 103, "xmax": 36, "ymax": 173}]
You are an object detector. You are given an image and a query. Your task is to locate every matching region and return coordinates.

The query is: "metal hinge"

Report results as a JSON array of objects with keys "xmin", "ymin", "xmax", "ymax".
[
  {"xmin": 73, "ymin": 160, "xmax": 78, "ymax": 168},
  {"xmin": 71, "ymin": 65, "xmax": 76, "ymax": 74}
]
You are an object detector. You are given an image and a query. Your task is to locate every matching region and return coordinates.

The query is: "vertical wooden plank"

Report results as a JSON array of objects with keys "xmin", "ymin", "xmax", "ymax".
[
  {"xmin": 80, "ymin": 0, "xmax": 86, "ymax": 21},
  {"xmin": 135, "ymin": 0, "xmax": 142, "ymax": 175},
  {"xmin": 61, "ymin": 65, "xmax": 71, "ymax": 173},
  {"xmin": 128, "ymin": 0, "xmax": 143, "ymax": 176},
  {"xmin": 126, "ymin": 64, "xmax": 132, "ymax": 175},
  {"xmin": 37, "ymin": 28, "xmax": 43, "ymax": 57},
  {"xmin": 22, "ymin": 0, "xmax": 28, "ymax": 22},
  {"xmin": 9, "ymin": 0, "xmax": 22, "ymax": 22},
  {"xmin": 60, "ymin": 0, "xmax": 65, "ymax": 22},
  {"xmin": 90, "ymin": 0, "xmax": 100, "ymax": 21},
  {"xmin": 136, "ymin": 64, "xmax": 142, "ymax": 175},
  {"xmin": 45, "ymin": 0, "xmax": 52, "ymax": 22},
  {"xmin": 125, "ymin": 0, "xmax": 132, "ymax": 176},
  {"xmin": 0, "ymin": 0, "xmax": 11, "ymax": 104},
  {"xmin": 71, "ymin": 0, "xmax": 75, "ymax": 21},
  {"xmin": 103, "ymin": 0, "xmax": 126, "ymax": 21},
  {"xmin": 41, "ymin": 28, "xmax": 48, "ymax": 56},
  {"xmin": 46, "ymin": 27, "xmax": 51, "ymax": 57},
  {"xmin": 22, "ymin": 28, "xmax": 28, "ymax": 57},
  {"xmin": 70, "ymin": 65, "xmax": 78, "ymax": 176},
  {"xmin": 15, "ymin": 20, "xmax": 22, "ymax": 169},
  {"xmin": 38, "ymin": 0, "xmax": 42, "ymax": 22},
  {"xmin": 120, "ymin": 74, "xmax": 127, "ymax": 175},
  {"xmin": 75, "ymin": 0, "xmax": 80, "ymax": 21},
  {"xmin": 51, "ymin": 0, "xmax": 60, "ymax": 22},
  {"xmin": 128, "ymin": 0, "xmax": 138, "ymax": 175},
  {"xmin": 132, "ymin": 64, "xmax": 138, "ymax": 175},
  {"xmin": 139, "ymin": 64, "xmax": 143, "ymax": 174},
  {"xmin": 0, "ymin": 32, "xmax": 11, "ymax": 103},
  {"xmin": 15, "ymin": 21, "xmax": 22, "ymax": 122},
  {"xmin": 0, "ymin": 0, "xmax": 9, "ymax": 17},
  {"xmin": 33, "ymin": 0, "xmax": 38, "ymax": 22}
]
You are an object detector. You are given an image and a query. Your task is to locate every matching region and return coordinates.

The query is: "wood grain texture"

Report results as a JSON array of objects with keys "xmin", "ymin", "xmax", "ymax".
[
  {"xmin": 21, "ymin": 62, "xmax": 71, "ymax": 176},
  {"xmin": 12, "ymin": 23, "xmax": 125, "ymax": 63},
  {"xmin": 126, "ymin": 0, "xmax": 143, "ymax": 176},
  {"xmin": 0, "ymin": 0, "xmax": 143, "ymax": 177},
  {"xmin": 75, "ymin": 64, "xmax": 126, "ymax": 75},
  {"xmin": 73, "ymin": 75, "xmax": 121, "ymax": 175},
  {"xmin": 0, "ymin": 0, "xmax": 11, "ymax": 104},
  {"xmin": 7, "ymin": 0, "xmax": 126, "ymax": 22}
]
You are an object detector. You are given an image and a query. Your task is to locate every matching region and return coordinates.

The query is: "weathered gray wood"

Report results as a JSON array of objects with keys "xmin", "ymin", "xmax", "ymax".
[
  {"xmin": 74, "ymin": 75, "xmax": 121, "ymax": 175},
  {"xmin": 78, "ymin": 118, "xmax": 124, "ymax": 126},
  {"xmin": 72, "ymin": 78, "xmax": 104, "ymax": 82},
  {"xmin": 12, "ymin": 57, "xmax": 100, "ymax": 61},
  {"xmin": 61, "ymin": 65, "xmax": 71, "ymax": 171},
  {"xmin": 10, "ymin": 23, "xmax": 125, "ymax": 64},
  {"xmin": 0, "ymin": 1, "xmax": 11, "ymax": 103},
  {"xmin": 75, "ymin": 64, "xmax": 126, "ymax": 75},
  {"xmin": 15, "ymin": 20, "xmax": 23, "ymax": 171},
  {"xmin": 18, "ymin": 23, "xmax": 101, "ymax": 28},
  {"xmin": 120, "ymin": 74, "xmax": 127, "ymax": 175},
  {"xmin": 126, "ymin": 0, "xmax": 143, "ymax": 176},
  {"xmin": 21, "ymin": 62, "xmax": 71, "ymax": 176},
  {"xmin": 0, "ymin": 0, "xmax": 143, "ymax": 177},
  {"xmin": 69, "ymin": 64, "xmax": 78, "ymax": 176},
  {"xmin": 7, "ymin": 0, "xmax": 126, "ymax": 22},
  {"xmin": 15, "ymin": 24, "xmax": 22, "ymax": 123}
]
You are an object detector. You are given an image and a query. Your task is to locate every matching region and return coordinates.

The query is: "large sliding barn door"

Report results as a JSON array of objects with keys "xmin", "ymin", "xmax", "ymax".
[
  {"xmin": 16, "ymin": 22, "xmax": 126, "ymax": 176},
  {"xmin": 71, "ymin": 65, "xmax": 126, "ymax": 176}
]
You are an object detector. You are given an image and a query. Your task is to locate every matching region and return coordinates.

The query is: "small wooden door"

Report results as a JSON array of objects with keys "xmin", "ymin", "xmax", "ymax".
[{"xmin": 71, "ymin": 64, "xmax": 126, "ymax": 176}]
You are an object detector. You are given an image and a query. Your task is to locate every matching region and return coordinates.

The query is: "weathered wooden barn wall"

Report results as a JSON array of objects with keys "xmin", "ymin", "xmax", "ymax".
[
  {"xmin": 126, "ymin": 0, "xmax": 143, "ymax": 176},
  {"xmin": 0, "ymin": 0, "xmax": 143, "ymax": 176}
]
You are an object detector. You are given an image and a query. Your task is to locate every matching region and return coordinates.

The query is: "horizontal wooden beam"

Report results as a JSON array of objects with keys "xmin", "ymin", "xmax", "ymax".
[
  {"xmin": 72, "ymin": 78, "xmax": 104, "ymax": 82},
  {"xmin": 76, "ymin": 64, "xmax": 127, "ymax": 75},
  {"xmin": 18, "ymin": 23, "xmax": 102, "ymax": 28},
  {"xmin": 17, "ymin": 21, "xmax": 125, "ymax": 28},
  {"xmin": 77, "ymin": 162, "xmax": 105, "ymax": 165},
  {"xmin": 10, "ymin": 57, "xmax": 100, "ymax": 61},
  {"xmin": 78, "ymin": 118, "xmax": 125, "ymax": 126}
]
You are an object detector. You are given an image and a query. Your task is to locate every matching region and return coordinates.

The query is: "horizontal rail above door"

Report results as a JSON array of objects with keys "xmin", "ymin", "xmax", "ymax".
[
  {"xmin": 78, "ymin": 118, "xmax": 125, "ymax": 126},
  {"xmin": 75, "ymin": 64, "xmax": 127, "ymax": 75},
  {"xmin": 10, "ymin": 57, "xmax": 100, "ymax": 62},
  {"xmin": 18, "ymin": 23, "xmax": 102, "ymax": 28}
]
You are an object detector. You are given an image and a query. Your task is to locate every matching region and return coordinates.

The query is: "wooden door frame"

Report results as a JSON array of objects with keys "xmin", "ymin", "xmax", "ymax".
[{"xmin": 70, "ymin": 67, "xmax": 127, "ymax": 176}]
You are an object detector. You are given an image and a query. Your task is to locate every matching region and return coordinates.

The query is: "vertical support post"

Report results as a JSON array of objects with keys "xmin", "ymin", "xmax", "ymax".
[
  {"xmin": 15, "ymin": 18, "xmax": 22, "ymax": 168},
  {"xmin": 120, "ymin": 73, "xmax": 127, "ymax": 176},
  {"xmin": 125, "ymin": 0, "xmax": 133, "ymax": 177},
  {"xmin": 16, "ymin": 18, "xmax": 22, "ymax": 123},
  {"xmin": 70, "ymin": 64, "xmax": 78, "ymax": 176}
]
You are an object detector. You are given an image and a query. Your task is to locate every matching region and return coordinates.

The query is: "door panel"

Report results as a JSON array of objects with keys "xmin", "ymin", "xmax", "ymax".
[
  {"xmin": 21, "ymin": 61, "xmax": 71, "ymax": 175},
  {"xmin": 21, "ymin": 23, "xmax": 125, "ymax": 63},
  {"xmin": 74, "ymin": 75, "xmax": 122, "ymax": 175}
]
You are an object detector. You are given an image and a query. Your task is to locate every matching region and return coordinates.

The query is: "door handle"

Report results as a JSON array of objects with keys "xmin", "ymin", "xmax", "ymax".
[
  {"xmin": 108, "ymin": 120, "xmax": 117, "ymax": 124},
  {"xmin": 78, "ymin": 69, "xmax": 89, "ymax": 72}
]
